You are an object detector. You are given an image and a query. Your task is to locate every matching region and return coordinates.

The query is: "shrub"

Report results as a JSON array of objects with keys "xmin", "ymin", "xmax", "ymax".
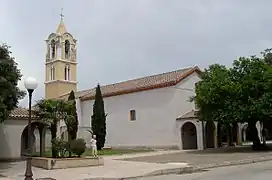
[
  {"xmin": 70, "ymin": 138, "xmax": 86, "ymax": 157},
  {"xmin": 52, "ymin": 138, "xmax": 68, "ymax": 158}
]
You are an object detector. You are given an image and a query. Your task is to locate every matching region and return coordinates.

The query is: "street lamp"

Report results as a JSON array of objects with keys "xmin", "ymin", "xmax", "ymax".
[{"xmin": 24, "ymin": 77, "xmax": 38, "ymax": 180}]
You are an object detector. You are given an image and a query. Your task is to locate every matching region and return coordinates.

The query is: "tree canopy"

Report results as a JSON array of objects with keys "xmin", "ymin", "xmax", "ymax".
[
  {"xmin": 0, "ymin": 44, "xmax": 25, "ymax": 122},
  {"xmin": 193, "ymin": 50, "xmax": 272, "ymax": 147},
  {"xmin": 35, "ymin": 98, "xmax": 79, "ymax": 157},
  {"xmin": 194, "ymin": 64, "xmax": 237, "ymax": 125},
  {"xmin": 35, "ymin": 99, "xmax": 72, "ymax": 157}
]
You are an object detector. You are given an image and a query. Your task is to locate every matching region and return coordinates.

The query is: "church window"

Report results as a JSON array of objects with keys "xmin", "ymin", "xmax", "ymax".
[
  {"xmin": 65, "ymin": 40, "xmax": 70, "ymax": 59},
  {"xmin": 51, "ymin": 40, "xmax": 56, "ymax": 59},
  {"xmin": 130, "ymin": 110, "xmax": 136, "ymax": 121},
  {"xmin": 64, "ymin": 65, "xmax": 70, "ymax": 80},
  {"xmin": 67, "ymin": 66, "xmax": 70, "ymax": 80},
  {"xmin": 50, "ymin": 65, "xmax": 55, "ymax": 80}
]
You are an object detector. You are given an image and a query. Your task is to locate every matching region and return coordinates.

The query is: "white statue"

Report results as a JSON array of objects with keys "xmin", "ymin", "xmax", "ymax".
[{"xmin": 90, "ymin": 135, "xmax": 98, "ymax": 157}]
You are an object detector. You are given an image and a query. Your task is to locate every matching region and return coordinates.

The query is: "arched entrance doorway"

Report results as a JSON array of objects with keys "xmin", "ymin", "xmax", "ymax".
[
  {"xmin": 181, "ymin": 122, "xmax": 197, "ymax": 149},
  {"xmin": 205, "ymin": 121, "xmax": 215, "ymax": 148},
  {"xmin": 21, "ymin": 121, "xmax": 47, "ymax": 157}
]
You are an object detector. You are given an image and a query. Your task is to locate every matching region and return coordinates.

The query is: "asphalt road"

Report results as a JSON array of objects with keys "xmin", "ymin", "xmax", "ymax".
[{"xmin": 142, "ymin": 160, "xmax": 272, "ymax": 180}]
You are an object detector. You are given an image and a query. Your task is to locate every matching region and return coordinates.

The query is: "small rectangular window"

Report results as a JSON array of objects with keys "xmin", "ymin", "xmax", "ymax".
[{"xmin": 130, "ymin": 110, "xmax": 136, "ymax": 121}]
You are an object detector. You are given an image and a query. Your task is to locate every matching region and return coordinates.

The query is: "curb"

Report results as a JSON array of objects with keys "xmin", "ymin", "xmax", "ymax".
[
  {"xmin": 83, "ymin": 166, "xmax": 193, "ymax": 180},
  {"xmin": 192, "ymin": 155, "xmax": 272, "ymax": 172}
]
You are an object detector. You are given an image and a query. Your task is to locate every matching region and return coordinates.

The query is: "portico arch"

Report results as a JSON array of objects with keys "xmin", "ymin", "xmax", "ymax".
[
  {"xmin": 263, "ymin": 120, "xmax": 272, "ymax": 141},
  {"xmin": 21, "ymin": 121, "xmax": 48, "ymax": 157},
  {"xmin": 205, "ymin": 121, "xmax": 215, "ymax": 148},
  {"xmin": 181, "ymin": 122, "xmax": 197, "ymax": 149}
]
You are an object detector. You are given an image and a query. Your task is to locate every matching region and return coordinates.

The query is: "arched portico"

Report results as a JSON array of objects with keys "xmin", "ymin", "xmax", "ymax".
[
  {"xmin": 263, "ymin": 120, "xmax": 272, "ymax": 141},
  {"xmin": 205, "ymin": 121, "xmax": 216, "ymax": 148},
  {"xmin": 21, "ymin": 121, "xmax": 48, "ymax": 157},
  {"xmin": 181, "ymin": 122, "xmax": 197, "ymax": 149},
  {"xmin": 176, "ymin": 110, "xmax": 204, "ymax": 150}
]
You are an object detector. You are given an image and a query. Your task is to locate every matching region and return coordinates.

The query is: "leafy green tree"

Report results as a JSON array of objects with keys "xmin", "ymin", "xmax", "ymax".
[
  {"xmin": 0, "ymin": 44, "xmax": 25, "ymax": 122},
  {"xmin": 231, "ymin": 56, "xmax": 272, "ymax": 147},
  {"xmin": 260, "ymin": 49, "xmax": 272, "ymax": 142},
  {"xmin": 35, "ymin": 99, "xmax": 67, "ymax": 157},
  {"xmin": 262, "ymin": 48, "xmax": 272, "ymax": 65},
  {"xmin": 57, "ymin": 99, "xmax": 75, "ymax": 157},
  {"xmin": 193, "ymin": 64, "xmax": 239, "ymax": 146},
  {"xmin": 194, "ymin": 52, "xmax": 272, "ymax": 149},
  {"xmin": 91, "ymin": 84, "xmax": 107, "ymax": 150},
  {"xmin": 68, "ymin": 90, "xmax": 78, "ymax": 140}
]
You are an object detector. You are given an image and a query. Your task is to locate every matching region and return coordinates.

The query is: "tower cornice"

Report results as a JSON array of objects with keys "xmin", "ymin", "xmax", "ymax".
[
  {"xmin": 44, "ymin": 80, "xmax": 77, "ymax": 84},
  {"xmin": 45, "ymin": 59, "xmax": 77, "ymax": 65}
]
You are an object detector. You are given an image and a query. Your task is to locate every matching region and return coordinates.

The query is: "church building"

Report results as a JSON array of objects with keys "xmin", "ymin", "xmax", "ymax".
[{"xmin": 0, "ymin": 16, "xmax": 247, "ymax": 161}]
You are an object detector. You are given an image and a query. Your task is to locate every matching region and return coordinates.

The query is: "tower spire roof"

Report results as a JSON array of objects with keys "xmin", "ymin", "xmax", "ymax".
[{"xmin": 56, "ymin": 8, "xmax": 67, "ymax": 35}]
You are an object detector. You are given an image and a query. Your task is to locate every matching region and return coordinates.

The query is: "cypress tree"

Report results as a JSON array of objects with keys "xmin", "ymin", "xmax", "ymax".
[
  {"xmin": 91, "ymin": 84, "xmax": 107, "ymax": 150},
  {"xmin": 68, "ymin": 90, "xmax": 78, "ymax": 140}
]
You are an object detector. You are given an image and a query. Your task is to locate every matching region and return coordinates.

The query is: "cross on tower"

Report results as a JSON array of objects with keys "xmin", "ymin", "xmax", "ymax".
[{"xmin": 60, "ymin": 8, "xmax": 64, "ymax": 20}]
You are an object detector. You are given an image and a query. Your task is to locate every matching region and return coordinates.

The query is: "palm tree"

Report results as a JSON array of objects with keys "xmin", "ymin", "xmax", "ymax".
[
  {"xmin": 36, "ymin": 99, "xmax": 78, "ymax": 158},
  {"xmin": 57, "ymin": 100, "xmax": 76, "ymax": 157},
  {"xmin": 35, "ymin": 99, "xmax": 61, "ymax": 157}
]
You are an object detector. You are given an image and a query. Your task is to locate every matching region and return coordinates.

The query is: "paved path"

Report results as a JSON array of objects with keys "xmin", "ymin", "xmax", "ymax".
[
  {"xmin": 0, "ymin": 151, "xmax": 187, "ymax": 180},
  {"xmin": 123, "ymin": 147, "xmax": 272, "ymax": 169},
  {"xmin": 142, "ymin": 160, "xmax": 272, "ymax": 180},
  {"xmin": 1, "ymin": 148, "xmax": 272, "ymax": 180}
]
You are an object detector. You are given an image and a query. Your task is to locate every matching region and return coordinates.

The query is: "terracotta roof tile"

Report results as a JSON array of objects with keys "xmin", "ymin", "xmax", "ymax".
[
  {"xmin": 176, "ymin": 110, "xmax": 198, "ymax": 120},
  {"xmin": 58, "ymin": 89, "xmax": 90, "ymax": 100},
  {"xmin": 8, "ymin": 108, "xmax": 38, "ymax": 120},
  {"xmin": 80, "ymin": 66, "xmax": 200, "ymax": 101},
  {"xmin": 58, "ymin": 66, "xmax": 201, "ymax": 101}
]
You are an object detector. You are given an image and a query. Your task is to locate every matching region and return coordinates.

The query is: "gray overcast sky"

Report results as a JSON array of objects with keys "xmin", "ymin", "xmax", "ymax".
[{"xmin": 1, "ymin": 0, "xmax": 272, "ymax": 106}]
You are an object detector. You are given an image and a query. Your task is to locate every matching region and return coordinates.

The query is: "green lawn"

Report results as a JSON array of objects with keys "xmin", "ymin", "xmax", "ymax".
[{"xmin": 32, "ymin": 148, "xmax": 154, "ymax": 158}]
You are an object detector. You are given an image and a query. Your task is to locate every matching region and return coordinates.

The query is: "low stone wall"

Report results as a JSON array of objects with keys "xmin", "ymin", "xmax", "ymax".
[{"xmin": 32, "ymin": 157, "xmax": 104, "ymax": 170}]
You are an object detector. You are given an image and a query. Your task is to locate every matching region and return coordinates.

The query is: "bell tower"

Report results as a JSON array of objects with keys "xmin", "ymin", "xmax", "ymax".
[{"xmin": 45, "ymin": 12, "xmax": 77, "ymax": 99}]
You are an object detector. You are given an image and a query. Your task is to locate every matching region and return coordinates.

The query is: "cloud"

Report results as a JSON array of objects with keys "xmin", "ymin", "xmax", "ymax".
[{"xmin": 1, "ymin": 0, "xmax": 272, "ymax": 106}]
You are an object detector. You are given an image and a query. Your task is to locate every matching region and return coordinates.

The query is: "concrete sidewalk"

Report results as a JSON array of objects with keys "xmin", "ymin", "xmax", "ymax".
[{"xmin": 0, "ymin": 151, "xmax": 190, "ymax": 180}]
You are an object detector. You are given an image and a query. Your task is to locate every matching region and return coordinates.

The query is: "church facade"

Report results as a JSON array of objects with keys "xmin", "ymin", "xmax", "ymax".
[
  {"xmin": 72, "ymin": 66, "xmax": 204, "ymax": 150},
  {"xmin": 0, "ymin": 17, "xmax": 249, "ymax": 160}
]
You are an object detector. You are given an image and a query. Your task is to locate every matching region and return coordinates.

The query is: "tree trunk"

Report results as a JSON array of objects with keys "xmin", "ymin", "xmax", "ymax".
[
  {"xmin": 228, "ymin": 125, "xmax": 233, "ymax": 146},
  {"xmin": 248, "ymin": 121, "xmax": 261, "ymax": 150},
  {"xmin": 68, "ymin": 133, "xmax": 72, "ymax": 157},
  {"xmin": 51, "ymin": 121, "xmax": 57, "ymax": 158},
  {"xmin": 217, "ymin": 123, "xmax": 221, "ymax": 148}
]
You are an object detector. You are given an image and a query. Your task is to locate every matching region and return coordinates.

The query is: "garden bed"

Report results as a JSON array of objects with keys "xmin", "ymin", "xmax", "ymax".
[
  {"xmin": 33, "ymin": 148, "xmax": 154, "ymax": 157},
  {"xmin": 32, "ymin": 156, "xmax": 104, "ymax": 170}
]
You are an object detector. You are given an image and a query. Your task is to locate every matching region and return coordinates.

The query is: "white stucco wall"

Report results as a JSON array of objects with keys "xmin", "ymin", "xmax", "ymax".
[
  {"xmin": 0, "ymin": 119, "xmax": 53, "ymax": 160},
  {"xmin": 0, "ymin": 120, "xmax": 27, "ymax": 160},
  {"xmin": 79, "ymin": 72, "xmax": 201, "ymax": 148}
]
